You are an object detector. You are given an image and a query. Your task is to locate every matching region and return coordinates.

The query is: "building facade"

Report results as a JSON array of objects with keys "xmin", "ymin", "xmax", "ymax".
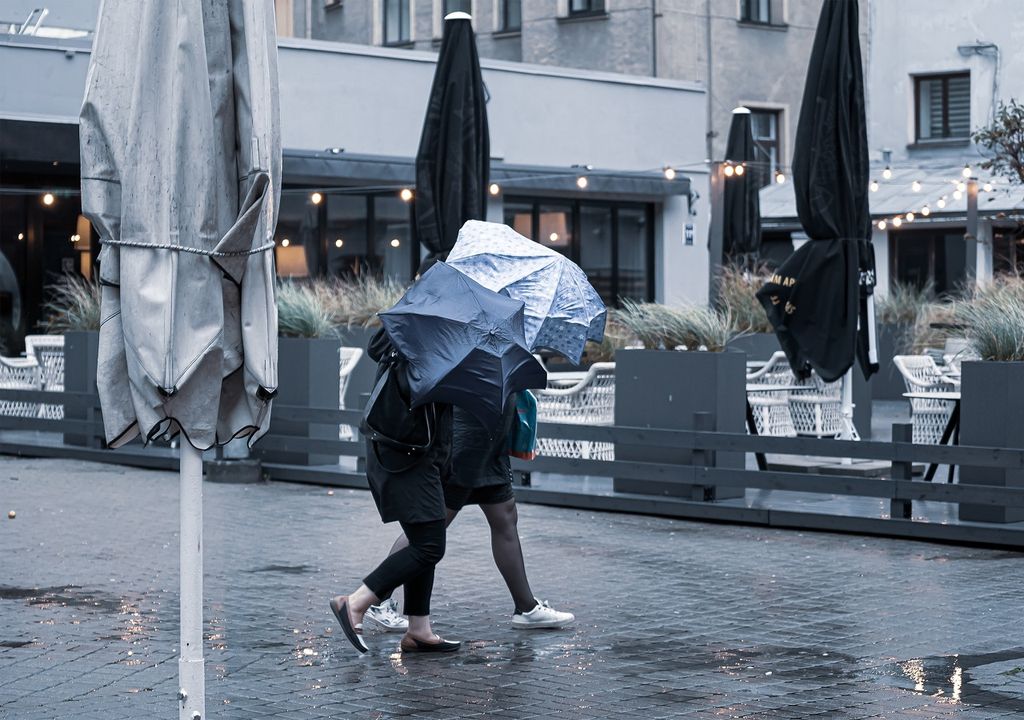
[{"xmin": 0, "ymin": 1, "xmax": 708, "ymax": 352}]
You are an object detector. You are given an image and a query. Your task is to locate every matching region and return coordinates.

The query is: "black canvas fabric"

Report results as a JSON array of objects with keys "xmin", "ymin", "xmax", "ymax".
[
  {"xmin": 722, "ymin": 112, "xmax": 761, "ymax": 260},
  {"xmin": 757, "ymin": 0, "xmax": 877, "ymax": 382},
  {"xmin": 414, "ymin": 16, "xmax": 489, "ymax": 259}
]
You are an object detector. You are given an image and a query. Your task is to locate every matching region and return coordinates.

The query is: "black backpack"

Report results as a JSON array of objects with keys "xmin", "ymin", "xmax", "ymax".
[{"xmin": 360, "ymin": 348, "xmax": 437, "ymax": 473}]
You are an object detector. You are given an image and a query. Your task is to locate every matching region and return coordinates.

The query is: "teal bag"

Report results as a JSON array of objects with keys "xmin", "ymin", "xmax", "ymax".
[{"xmin": 507, "ymin": 390, "xmax": 538, "ymax": 460}]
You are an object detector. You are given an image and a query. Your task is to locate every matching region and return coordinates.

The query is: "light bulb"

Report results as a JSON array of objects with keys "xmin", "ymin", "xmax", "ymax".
[
  {"xmin": 489, "ymin": 183, "xmax": 501, "ymax": 195},
  {"xmin": 390, "ymin": 238, "xmax": 400, "ymax": 248},
  {"xmin": 882, "ymin": 166, "xmax": 892, "ymax": 180},
  {"xmin": 953, "ymin": 190, "xmax": 963, "ymax": 200},
  {"xmin": 775, "ymin": 172, "xmax": 786, "ymax": 184},
  {"xmin": 17, "ymin": 233, "xmax": 24, "ymax": 241},
  {"xmin": 399, "ymin": 188, "xmax": 414, "ymax": 202},
  {"xmin": 663, "ymin": 167, "xmax": 676, "ymax": 181},
  {"xmin": 549, "ymin": 232, "xmax": 559, "ymax": 243},
  {"xmin": 335, "ymin": 238, "xmax": 343, "ymax": 248},
  {"xmin": 892, "ymin": 216, "xmax": 902, "ymax": 228},
  {"xmin": 734, "ymin": 164, "xmax": 745, "ymax": 176},
  {"xmin": 42, "ymin": 193, "xmax": 55, "ymax": 206},
  {"xmin": 956, "ymin": 181, "xmax": 966, "ymax": 192},
  {"xmin": 281, "ymin": 238, "xmax": 290, "ymax": 247},
  {"xmin": 576, "ymin": 175, "xmax": 589, "ymax": 189},
  {"xmin": 912, "ymin": 180, "xmax": 921, "ymax": 192},
  {"xmin": 962, "ymin": 165, "xmax": 972, "ymax": 178},
  {"xmin": 921, "ymin": 206, "xmax": 930, "ymax": 216},
  {"xmin": 310, "ymin": 192, "xmax": 323, "ymax": 205},
  {"xmin": 723, "ymin": 164, "xmax": 735, "ymax": 177},
  {"xmin": 984, "ymin": 182, "xmax": 993, "ymax": 192},
  {"xmin": 870, "ymin": 180, "xmax": 879, "ymax": 192},
  {"xmin": 877, "ymin": 220, "xmax": 886, "ymax": 230},
  {"xmin": 905, "ymin": 212, "xmax": 915, "ymax": 222},
  {"xmin": 937, "ymin": 198, "xmax": 946, "ymax": 208}
]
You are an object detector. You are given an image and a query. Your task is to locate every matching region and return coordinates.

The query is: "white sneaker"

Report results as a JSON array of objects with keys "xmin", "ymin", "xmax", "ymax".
[
  {"xmin": 364, "ymin": 598, "xmax": 408, "ymax": 632},
  {"xmin": 511, "ymin": 599, "xmax": 574, "ymax": 629}
]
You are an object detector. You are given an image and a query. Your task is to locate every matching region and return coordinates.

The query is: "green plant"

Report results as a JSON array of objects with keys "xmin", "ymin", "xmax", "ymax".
[
  {"xmin": 316, "ymin": 275, "xmax": 407, "ymax": 328},
  {"xmin": 616, "ymin": 300, "xmax": 734, "ymax": 352},
  {"xmin": 583, "ymin": 314, "xmax": 635, "ymax": 363},
  {"xmin": 41, "ymin": 274, "xmax": 101, "ymax": 333},
  {"xmin": 715, "ymin": 263, "xmax": 774, "ymax": 334},
  {"xmin": 876, "ymin": 281, "xmax": 934, "ymax": 326},
  {"xmin": 276, "ymin": 281, "xmax": 337, "ymax": 338},
  {"xmin": 954, "ymin": 277, "xmax": 1024, "ymax": 361},
  {"xmin": 908, "ymin": 301, "xmax": 957, "ymax": 354},
  {"xmin": 973, "ymin": 100, "xmax": 1024, "ymax": 185}
]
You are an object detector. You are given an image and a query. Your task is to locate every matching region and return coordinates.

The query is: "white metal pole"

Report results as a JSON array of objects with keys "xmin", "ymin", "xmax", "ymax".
[{"xmin": 179, "ymin": 441, "xmax": 206, "ymax": 720}]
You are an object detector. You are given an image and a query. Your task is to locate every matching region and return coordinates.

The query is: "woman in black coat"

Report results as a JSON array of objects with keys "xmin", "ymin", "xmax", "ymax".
[{"xmin": 329, "ymin": 330, "xmax": 460, "ymax": 654}]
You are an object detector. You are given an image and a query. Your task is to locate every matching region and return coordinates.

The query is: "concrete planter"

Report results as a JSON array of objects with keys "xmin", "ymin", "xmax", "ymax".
[
  {"xmin": 726, "ymin": 332, "xmax": 780, "ymax": 362},
  {"xmin": 63, "ymin": 330, "xmax": 100, "ymax": 446},
  {"xmin": 872, "ymin": 323, "xmax": 911, "ymax": 401},
  {"xmin": 613, "ymin": 349, "xmax": 745, "ymax": 500},
  {"xmin": 958, "ymin": 361, "xmax": 1024, "ymax": 523},
  {"xmin": 257, "ymin": 336, "xmax": 341, "ymax": 467}
]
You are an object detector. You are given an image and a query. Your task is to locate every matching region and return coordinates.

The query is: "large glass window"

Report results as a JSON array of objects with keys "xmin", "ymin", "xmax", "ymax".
[
  {"xmin": 740, "ymin": 0, "xmax": 770, "ymax": 23},
  {"xmin": 750, "ymin": 108, "xmax": 781, "ymax": 189},
  {"xmin": 373, "ymin": 195, "xmax": 416, "ymax": 280},
  {"xmin": 325, "ymin": 194, "xmax": 370, "ymax": 278},
  {"xmin": 383, "ymin": 0, "xmax": 411, "ymax": 45},
  {"xmin": 915, "ymin": 73, "xmax": 970, "ymax": 142},
  {"xmin": 498, "ymin": 0, "xmax": 521, "ymax": 31},
  {"xmin": 504, "ymin": 197, "xmax": 655, "ymax": 305},
  {"xmin": 274, "ymin": 194, "xmax": 318, "ymax": 278},
  {"xmin": 569, "ymin": 0, "xmax": 604, "ymax": 16},
  {"xmin": 889, "ymin": 228, "xmax": 967, "ymax": 296}
]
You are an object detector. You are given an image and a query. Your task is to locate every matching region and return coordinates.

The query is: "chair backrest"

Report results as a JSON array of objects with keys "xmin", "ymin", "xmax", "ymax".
[
  {"xmin": 338, "ymin": 347, "xmax": 364, "ymax": 410},
  {"xmin": 536, "ymin": 362, "xmax": 615, "ymax": 423},
  {"xmin": 0, "ymin": 356, "xmax": 40, "ymax": 389},
  {"xmin": 894, "ymin": 354, "xmax": 951, "ymax": 390},
  {"xmin": 746, "ymin": 351, "xmax": 794, "ymax": 386},
  {"xmin": 25, "ymin": 335, "xmax": 65, "ymax": 391}
]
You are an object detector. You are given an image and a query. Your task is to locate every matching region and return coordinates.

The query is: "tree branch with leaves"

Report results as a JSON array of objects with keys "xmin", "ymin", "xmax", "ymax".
[{"xmin": 974, "ymin": 100, "xmax": 1024, "ymax": 185}]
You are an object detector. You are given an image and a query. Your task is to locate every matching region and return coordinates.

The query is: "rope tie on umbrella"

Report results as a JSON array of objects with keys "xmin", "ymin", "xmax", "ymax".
[{"xmin": 98, "ymin": 238, "xmax": 276, "ymax": 257}]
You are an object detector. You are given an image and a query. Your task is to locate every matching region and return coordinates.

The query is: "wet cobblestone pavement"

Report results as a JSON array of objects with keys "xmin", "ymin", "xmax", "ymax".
[{"xmin": 2, "ymin": 457, "xmax": 1024, "ymax": 719}]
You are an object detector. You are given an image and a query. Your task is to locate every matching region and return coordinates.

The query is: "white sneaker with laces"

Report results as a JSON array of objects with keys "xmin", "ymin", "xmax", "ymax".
[
  {"xmin": 511, "ymin": 599, "xmax": 574, "ymax": 629},
  {"xmin": 364, "ymin": 598, "xmax": 408, "ymax": 632}
]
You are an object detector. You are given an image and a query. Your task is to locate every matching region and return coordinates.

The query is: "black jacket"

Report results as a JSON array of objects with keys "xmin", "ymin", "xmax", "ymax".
[
  {"xmin": 364, "ymin": 328, "xmax": 452, "ymax": 524},
  {"xmin": 448, "ymin": 402, "xmax": 516, "ymax": 488}
]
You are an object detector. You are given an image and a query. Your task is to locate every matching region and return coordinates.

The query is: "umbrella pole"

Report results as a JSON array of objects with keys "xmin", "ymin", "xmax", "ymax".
[
  {"xmin": 179, "ymin": 441, "xmax": 206, "ymax": 720},
  {"xmin": 839, "ymin": 370, "xmax": 860, "ymax": 464}
]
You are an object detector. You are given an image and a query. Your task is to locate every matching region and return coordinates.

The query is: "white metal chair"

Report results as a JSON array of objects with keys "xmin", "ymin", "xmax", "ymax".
[
  {"xmin": 24, "ymin": 334, "xmax": 64, "ymax": 420},
  {"xmin": 745, "ymin": 351, "xmax": 797, "ymax": 437},
  {"xmin": 894, "ymin": 354, "xmax": 957, "ymax": 444},
  {"xmin": 338, "ymin": 346, "xmax": 364, "ymax": 443},
  {"xmin": 788, "ymin": 372, "xmax": 843, "ymax": 438},
  {"xmin": 535, "ymin": 362, "xmax": 615, "ymax": 461},
  {"xmin": 0, "ymin": 355, "xmax": 41, "ymax": 418}
]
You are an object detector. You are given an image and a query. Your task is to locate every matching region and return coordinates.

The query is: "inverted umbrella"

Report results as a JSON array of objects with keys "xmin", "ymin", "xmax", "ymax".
[
  {"xmin": 379, "ymin": 262, "xmax": 546, "ymax": 430},
  {"xmin": 756, "ymin": 0, "xmax": 876, "ymax": 385},
  {"xmin": 415, "ymin": 11, "xmax": 490, "ymax": 261},
  {"xmin": 446, "ymin": 220, "xmax": 607, "ymax": 364},
  {"xmin": 722, "ymin": 107, "xmax": 762, "ymax": 263},
  {"xmin": 80, "ymin": 1, "xmax": 280, "ymax": 717}
]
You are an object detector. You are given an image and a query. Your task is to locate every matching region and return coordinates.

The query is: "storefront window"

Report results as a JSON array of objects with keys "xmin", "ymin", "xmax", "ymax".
[
  {"xmin": 503, "ymin": 201, "xmax": 534, "ymax": 239},
  {"xmin": 326, "ymin": 194, "xmax": 370, "ymax": 278},
  {"xmin": 373, "ymin": 195, "xmax": 415, "ymax": 280},
  {"xmin": 274, "ymin": 193, "xmax": 318, "ymax": 278},
  {"xmin": 890, "ymin": 228, "xmax": 967, "ymax": 296},
  {"xmin": 580, "ymin": 205, "xmax": 613, "ymax": 303},
  {"xmin": 538, "ymin": 204, "xmax": 573, "ymax": 256},
  {"xmin": 617, "ymin": 206, "xmax": 649, "ymax": 303}
]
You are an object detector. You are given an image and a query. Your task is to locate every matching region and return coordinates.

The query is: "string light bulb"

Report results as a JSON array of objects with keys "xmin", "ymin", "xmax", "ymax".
[
  {"xmin": 42, "ymin": 192, "xmax": 55, "ymax": 206},
  {"xmin": 953, "ymin": 190, "xmax": 963, "ymax": 200},
  {"xmin": 962, "ymin": 164, "xmax": 972, "ymax": 178},
  {"xmin": 734, "ymin": 164, "xmax": 745, "ymax": 176},
  {"xmin": 663, "ymin": 166, "xmax": 676, "ymax": 181},
  {"xmin": 882, "ymin": 166, "xmax": 892, "ymax": 180},
  {"xmin": 488, "ymin": 183, "xmax": 501, "ymax": 195},
  {"xmin": 576, "ymin": 175, "xmax": 589, "ymax": 189},
  {"xmin": 937, "ymin": 197, "xmax": 947, "ymax": 209},
  {"xmin": 399, "ymin": 188, "xmax": 414, "ymax": 202},
  {"xmin": 870, "ymin": 180, "xmax": 879, "ymax": 192},
  {"xmin": 877, "ymin": 220, "xmax": 887, "ymax": 230},
  {"xmin": 17, "ymin": 233, "xmax": 24, "ymax": 241},
  {"xmin": 310, "ymin": 192, "xmax": 323, "ymax": 205},
  {"xmin": 775, "ymin": 171, "xmax": 786, "ymax": 184},
  {"xmin": 390, "ymin": 238, "xmax": 401, "ymax": 248},
  {"xmin": 984, "ymin": 182, "xmax": 993, "ymax": 192},
  {"xmin": 956, "ymin": 181, "xmax": 966, "ymax": 192},
  {"xmin": 905, "ymin": 212, "xmax": 915, "ymax": 222},
  {"xmin": 548, "ymin": 232, "xmax": 559, "ymax": 243},
  {"xmin": 921, "ymin": 206, "xmax": 930, "ymax": 217},
  {"xmin": 892, "ymin": 216, "xmax": 902, "ymax": 228},
  {"xmin": 723, "ymin": 164, "xmax": 735, "ymax": 177},
  {"xmin": 912, "ymin": 180, "xmax": 921, "ymax": 192},
  {"xmin": 281, "ymin": 238, "xmax": 290, "ymax": 247},
  {"xmin": 335, "ymin": 238, "xmax": 343, "ymax": 248}
]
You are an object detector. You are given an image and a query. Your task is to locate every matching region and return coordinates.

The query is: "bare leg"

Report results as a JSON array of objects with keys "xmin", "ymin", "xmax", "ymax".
[{"xmin": 480, "ymin": 499, "xmax": 536, "ymax": 613}]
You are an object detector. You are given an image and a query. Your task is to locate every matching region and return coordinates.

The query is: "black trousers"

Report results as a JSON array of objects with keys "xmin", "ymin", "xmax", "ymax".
[{"xmin": 363, "ymin": 519, "xmax": 446, "ymax": 617}]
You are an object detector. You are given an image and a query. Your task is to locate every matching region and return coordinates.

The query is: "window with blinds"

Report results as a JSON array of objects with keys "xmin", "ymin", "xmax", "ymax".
[{"xmin": 915, "ymin": 73, "xmax": 971, "ymax": 141}]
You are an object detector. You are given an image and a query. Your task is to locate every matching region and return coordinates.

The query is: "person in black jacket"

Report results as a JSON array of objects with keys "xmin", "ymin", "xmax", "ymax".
[
  {"xmin": 364, "ymin": 397, "xmax": 575, "ymax": 632},
  {"xmin": 329, "ymin": 329, "xmax": 460, "ymax": 654}
]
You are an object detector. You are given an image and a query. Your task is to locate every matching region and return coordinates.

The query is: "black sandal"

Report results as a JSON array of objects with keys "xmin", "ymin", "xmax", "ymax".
[
  {"xmin": 330, "ymin": 596, "xmax": 368, "ymax": 654},
  {"xmin": 400, "ymin": 635, "xmax": 461, "ymax": 653}
]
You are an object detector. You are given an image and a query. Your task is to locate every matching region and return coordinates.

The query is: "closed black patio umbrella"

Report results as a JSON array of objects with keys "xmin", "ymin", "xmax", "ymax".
[
  {"xmin": 722, "ymin": 107, "xmax": 762, "ymax": 263},
  {"xmin": 756, "ymin": 0, "xmax": 877, "ymax": 384},
  {"xmin": 415, "ymin": 11, "xmax": 489, "ymax": 263}
]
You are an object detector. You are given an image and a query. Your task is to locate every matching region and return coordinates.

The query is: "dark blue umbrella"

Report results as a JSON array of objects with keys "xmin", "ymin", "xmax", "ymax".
[{"xmin": 379, "ymin": 262, "xmax": 545, "ymax": 430}]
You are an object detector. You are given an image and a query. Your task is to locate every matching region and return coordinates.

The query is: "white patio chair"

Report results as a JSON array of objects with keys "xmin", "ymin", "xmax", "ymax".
[
  {"xmin": 535, "ymin": 362, "xmax": 615, "ymax": 461},
  {"xmin": 338, "ymin": 346, "xmax": 364, "ymax": 443},
  {"xmin": 25, "ymin": 334, "xmax": 64, "ymax": 420},
  {"xmin": 894, "ymin": 355, "xmax": 957, "ymax": 444},
  {"xmin": 788, "ymin": 372, "xmax": 843, "ymax": 438},
  {"xmin": 0, "ymin": 355, "xmax": 41, "ymax": 418},
  {"xmin": 745, "ymin": 351, "xmax": 797, "ymax": 437}
]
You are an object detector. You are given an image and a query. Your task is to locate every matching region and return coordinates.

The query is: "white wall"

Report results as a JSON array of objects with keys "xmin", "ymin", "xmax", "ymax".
[{"xmin": 868, "ymin": 0, "xmax": 1024, "ymax": 166}]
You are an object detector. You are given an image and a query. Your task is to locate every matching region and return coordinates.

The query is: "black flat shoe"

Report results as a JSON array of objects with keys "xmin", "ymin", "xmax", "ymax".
[
  {"xmin": 400, "ymin": 635, "xmax": 461, "ymax": 653},
  {"xmin": 330, "ymin": 596, "xmax": 368, "ymax": 654}
]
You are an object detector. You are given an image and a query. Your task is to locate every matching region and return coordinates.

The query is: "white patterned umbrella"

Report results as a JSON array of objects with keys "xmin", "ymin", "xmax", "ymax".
[{"xmin": 446, "ymin": 220, "xmax": 606, "ymax": 364}]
